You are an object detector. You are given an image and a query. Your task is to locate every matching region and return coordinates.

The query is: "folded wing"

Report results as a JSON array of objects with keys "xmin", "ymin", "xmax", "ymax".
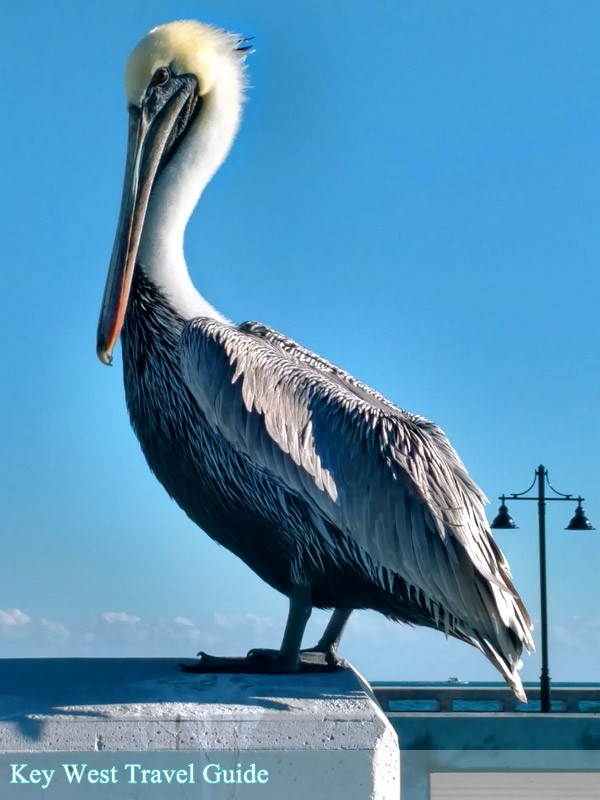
[{"xmin": 179, "ymin": 317, "xmax": 533, "ymax": 697}]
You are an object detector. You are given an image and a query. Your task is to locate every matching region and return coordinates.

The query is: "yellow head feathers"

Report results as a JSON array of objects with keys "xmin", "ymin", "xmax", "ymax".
[{"xmin": 125, "ymin": 21, "xmax": 245, "ymax": 106}]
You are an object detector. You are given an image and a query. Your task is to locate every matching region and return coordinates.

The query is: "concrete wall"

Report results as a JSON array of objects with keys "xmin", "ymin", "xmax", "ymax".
[{"xmin": 0, "ymin": 658, "xmax": 399, "ymax": 799}]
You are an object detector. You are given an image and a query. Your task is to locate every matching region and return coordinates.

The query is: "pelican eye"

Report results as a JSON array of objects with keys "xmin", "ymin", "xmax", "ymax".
[{"xmin": 151, "ymin": 67, "xmax": 171, "ymax": 87}]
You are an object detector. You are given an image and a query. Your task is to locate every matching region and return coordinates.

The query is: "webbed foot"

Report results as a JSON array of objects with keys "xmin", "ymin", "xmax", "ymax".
[
  {"xmin": 300, "ymin": 645, "xmax": 344, "ymax": 668},
  {"xmin": 179, "ymin": 648, "xmax": 344, "ymax": 674}
]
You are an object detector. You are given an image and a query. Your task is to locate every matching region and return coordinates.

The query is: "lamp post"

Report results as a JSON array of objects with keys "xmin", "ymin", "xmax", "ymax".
[{"xmin": 490, "ymin": 465, "xmax": 594, "ymax": 713}]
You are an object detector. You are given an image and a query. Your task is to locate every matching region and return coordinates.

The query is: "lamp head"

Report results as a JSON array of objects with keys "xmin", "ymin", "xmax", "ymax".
[
  {"xmin": 490, "ymin": 502, "xmax": 518, "ymax": 530},
  {"xmin": 566, "ymin": 504, "xmax": 595, "ymax": 531}
]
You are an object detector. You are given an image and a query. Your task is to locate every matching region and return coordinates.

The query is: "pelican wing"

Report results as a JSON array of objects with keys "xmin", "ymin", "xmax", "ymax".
[{"xmin": 179, "ymin": 317, "xmax": 533, "ymax": 689}]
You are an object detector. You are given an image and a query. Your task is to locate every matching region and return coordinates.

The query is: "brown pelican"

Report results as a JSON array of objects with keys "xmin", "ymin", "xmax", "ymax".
[{"xmin": 96, "ymin": 21, "xmax": 533, "ymax": 699}]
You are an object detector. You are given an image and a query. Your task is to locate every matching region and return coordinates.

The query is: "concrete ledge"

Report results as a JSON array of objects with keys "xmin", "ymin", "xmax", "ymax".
[{"xmin": 0, "ymin": 658, "xmax": 399, "ymax": 798}]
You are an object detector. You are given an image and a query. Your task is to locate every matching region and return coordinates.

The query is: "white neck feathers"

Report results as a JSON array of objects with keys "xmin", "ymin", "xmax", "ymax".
[{"xmin": 137, "ymin": 51, "xmax": 244, "ymax": 321}]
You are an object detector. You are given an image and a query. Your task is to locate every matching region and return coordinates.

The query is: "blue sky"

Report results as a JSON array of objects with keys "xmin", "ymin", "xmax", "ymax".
[{"xmin": 1, "ymin": 0, "xmax": 599, "ymax": 683}]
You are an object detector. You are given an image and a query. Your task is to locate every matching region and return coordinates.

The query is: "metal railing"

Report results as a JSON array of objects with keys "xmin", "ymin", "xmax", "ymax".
[{"xmin": 372, "ymin": 685, "xmax": 600, "ymax": 714}]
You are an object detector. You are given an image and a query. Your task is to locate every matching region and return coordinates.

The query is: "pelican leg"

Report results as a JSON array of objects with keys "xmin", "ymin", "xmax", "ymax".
[
  {"xmin": 250, "ymin": 605, "xmax": 351, "ymax": 669},
  {"xmin": 246, "ymin": 585, "xmax": 313, "ymax": 668},
  {"xmin": 276, "ymin": 584, "xmax": 312, "ymax": 667},
  {"xmin": 301, "ymin": 608, "xmax": 352, "ymax": 665},
  {"xmin": 180, "ymin": 587, "xmax": 342, "ymax": 674}
]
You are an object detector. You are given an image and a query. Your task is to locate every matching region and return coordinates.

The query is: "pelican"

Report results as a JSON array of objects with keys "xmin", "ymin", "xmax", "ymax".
[{"xmin": 96, "ymin": 21, "xmax": 533, "ymax": 699}]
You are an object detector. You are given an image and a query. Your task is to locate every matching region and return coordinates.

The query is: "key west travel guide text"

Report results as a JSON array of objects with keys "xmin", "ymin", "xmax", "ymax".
[{"xmin": 9, "ymin": 761, "xmax": 269, "ymax": 788}]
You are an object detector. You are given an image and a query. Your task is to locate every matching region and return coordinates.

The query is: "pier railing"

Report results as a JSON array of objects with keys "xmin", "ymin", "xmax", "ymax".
[{"xmin": 372, "ymin": 685, "xmax": 600, "ymax": 714}]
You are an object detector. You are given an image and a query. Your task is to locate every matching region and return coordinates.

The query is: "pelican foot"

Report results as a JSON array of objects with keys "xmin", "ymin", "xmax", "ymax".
[
  {"xmin": 179, "ymin": 649, "xmax": 344, "ymax": 674},
  {"xmin": 300, "ymin": 645, "xmax": 344, "ymax": 668}
]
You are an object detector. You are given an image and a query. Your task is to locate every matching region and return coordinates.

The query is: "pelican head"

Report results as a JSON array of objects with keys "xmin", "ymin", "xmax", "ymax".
[{"xmin": 97, "ymin": 21, "xmax": 248, "ymax": 365}]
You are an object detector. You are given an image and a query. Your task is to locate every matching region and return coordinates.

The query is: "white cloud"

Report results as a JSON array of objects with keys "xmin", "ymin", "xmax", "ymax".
[
  {"xmin": 173, "ymin": 616, "xmax": 195, "ymax": 627},
  {"xmin": 0, "ymin": 608, "xmax": 31, "ymax": 628},
  {"xmin": 40, "ymin": 617, "xmax": 70, "ymax": 642},
  {"xmin": 100, "ymin": 611, "xmax": 141, "ymax": 625},
  {"xmin": 212, "ymin": 612, "xmax": 275, "ymax": 633},
  {"xmin": 0, "ymin": 609, "xmax": 31, "ymax": 639}
]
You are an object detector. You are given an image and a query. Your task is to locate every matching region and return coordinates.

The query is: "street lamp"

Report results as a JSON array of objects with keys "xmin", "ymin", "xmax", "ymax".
[{"xmin": 490, "ymin": 465, "xmax": 594, "ymax": 713}]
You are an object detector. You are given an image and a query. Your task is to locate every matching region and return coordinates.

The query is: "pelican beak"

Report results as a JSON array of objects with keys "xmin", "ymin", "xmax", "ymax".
[{"xmin": 96, "ymin": 78, "xmax": 197, "ymax": 365}]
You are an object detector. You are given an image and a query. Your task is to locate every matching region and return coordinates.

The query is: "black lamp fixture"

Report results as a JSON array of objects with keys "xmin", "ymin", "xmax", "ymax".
[
  {"xmin": 565, "ymin": 501, "xmax": 595, "ymax": 531},
  {"xmin": 490, "ymin": 497, "xmax": 518, "ymax": 530},
  {"xmin": 490, "ymin": 465, "xmax": 594, "ymax": 713}
]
